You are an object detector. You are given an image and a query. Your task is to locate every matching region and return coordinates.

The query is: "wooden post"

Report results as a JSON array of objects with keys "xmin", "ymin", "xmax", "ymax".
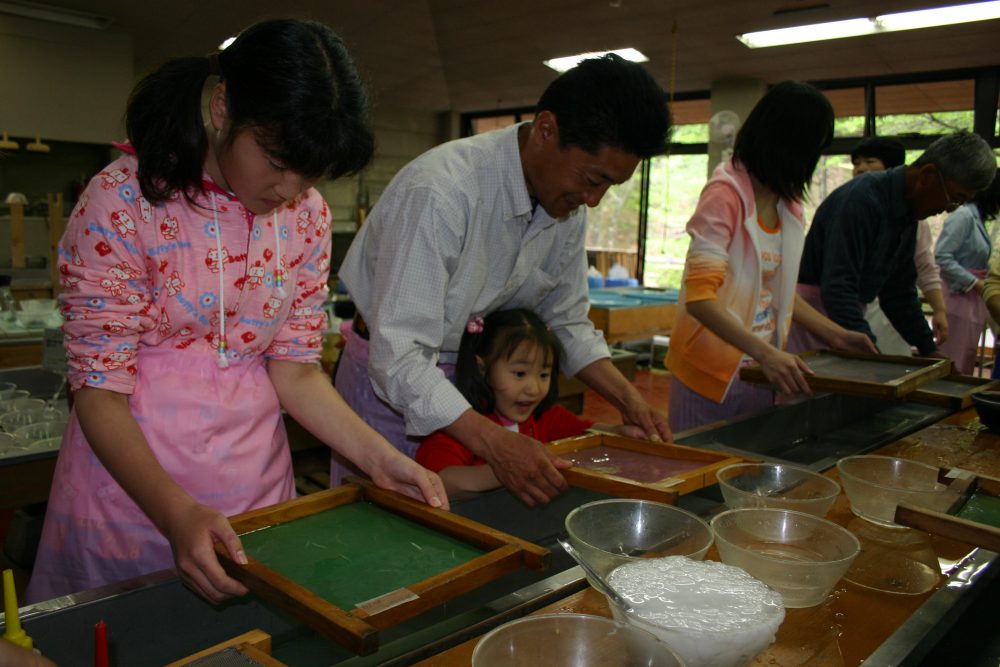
[
  {"xmin": 47, "ymin": 193, "xmax": 65, "ymax": 296},
  {"xmin": 9, "ymin": 202, "xmax": 25, "ymax": 269}
]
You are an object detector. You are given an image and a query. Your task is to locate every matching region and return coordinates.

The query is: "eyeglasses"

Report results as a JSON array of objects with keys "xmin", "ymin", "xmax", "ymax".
[{"xmin": 936, "ymin": 169, "xmax": 972, "ymax": 211}]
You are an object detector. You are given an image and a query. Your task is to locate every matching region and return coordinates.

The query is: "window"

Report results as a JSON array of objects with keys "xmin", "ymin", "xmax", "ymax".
[
  {"xmin": 875, "ymin": 80, "xmax": 974, "ymax": 135},
  {"xmin": 640, "ymin": 99, "xmax": 710, "ymax": 287},
  {"xmin": 823, "ymin": 87, "xmax": 866, "ymax": 139}
]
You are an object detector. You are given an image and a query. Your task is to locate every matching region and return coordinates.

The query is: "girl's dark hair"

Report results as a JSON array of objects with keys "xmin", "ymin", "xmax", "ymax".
[
  {"xmin": 975, "ymin": 168, "xmax": 1000, "ymax": 221},
  {"xmin": 126, "ymin": 18, "xmax": 375, "ymax": 204},
  {"xmin": 733, "ymin": 81, "xmax": 834, "ymax": 202},
  {"xmin": 456, "ymin": 309, "xmax": 563, "ymax": 419}
]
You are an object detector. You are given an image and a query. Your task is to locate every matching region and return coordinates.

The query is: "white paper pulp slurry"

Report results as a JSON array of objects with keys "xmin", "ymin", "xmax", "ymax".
[{"xmin": 607, "ymin": 556, "xmax": 785, "ymax": 667}]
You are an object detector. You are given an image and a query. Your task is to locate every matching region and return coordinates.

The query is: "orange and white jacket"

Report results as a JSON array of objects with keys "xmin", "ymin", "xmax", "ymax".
[{"xmin": 666, "ymin": 159, "xmax": 805, "ymax": 403}]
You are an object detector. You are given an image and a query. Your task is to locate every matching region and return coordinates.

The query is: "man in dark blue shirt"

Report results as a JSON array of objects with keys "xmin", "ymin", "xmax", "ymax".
[{"xmin": 794, "ymin": 131, "xmax": 995, "ymax": 356}]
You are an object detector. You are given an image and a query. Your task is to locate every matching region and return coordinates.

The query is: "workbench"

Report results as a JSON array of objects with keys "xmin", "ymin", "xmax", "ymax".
[{"xmin": 5, "ymin": 393, "xmax": 1000, "ymax": 665}]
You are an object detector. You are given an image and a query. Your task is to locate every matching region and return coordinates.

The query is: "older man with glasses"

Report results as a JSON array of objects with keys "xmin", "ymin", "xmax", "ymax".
[{"xmin": 789, "ymin": 131, "xmax": 995, "ymax": 359}]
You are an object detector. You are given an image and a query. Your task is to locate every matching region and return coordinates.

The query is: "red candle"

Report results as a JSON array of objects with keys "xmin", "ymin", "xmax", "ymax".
[{"xmin": 94, "ymin": 619, "xmax": 108, "ymax": 667}]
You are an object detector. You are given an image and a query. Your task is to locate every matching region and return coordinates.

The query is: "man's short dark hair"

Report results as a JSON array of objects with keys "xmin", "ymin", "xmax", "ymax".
[
  {"xmin": 536, "ymin": 54, "xmax": 671, "ymax": 159},
  {"xmin": 850, "ymin": 137, "xmax": 906, "ymax": 169}
]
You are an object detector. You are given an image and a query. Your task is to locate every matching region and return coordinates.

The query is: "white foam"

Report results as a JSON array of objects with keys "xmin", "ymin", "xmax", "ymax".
[{"xmin": 608, "ymin": 556, "xmax": 785, "ymax": 667}]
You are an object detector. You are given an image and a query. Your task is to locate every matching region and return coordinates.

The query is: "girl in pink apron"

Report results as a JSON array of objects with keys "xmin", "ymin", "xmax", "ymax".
[
  {"xmin": 27, "ymin": 19, "xmax": 446, "ymax": 605},
  {"xmin": 935, "ymin": 171, "xmax": 1000, "ymax": 374}
]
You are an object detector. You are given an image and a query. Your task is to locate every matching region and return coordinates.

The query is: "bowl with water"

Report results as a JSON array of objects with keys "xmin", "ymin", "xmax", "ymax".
[{"xmin": 710, "ymin": 508, "xmax": 860, "ymax": 608}]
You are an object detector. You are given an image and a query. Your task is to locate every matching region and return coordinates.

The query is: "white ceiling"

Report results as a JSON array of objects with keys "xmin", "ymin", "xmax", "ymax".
[{"xmin": 18, "ymin": 0, "xmax": 1000, "ymax": 113}]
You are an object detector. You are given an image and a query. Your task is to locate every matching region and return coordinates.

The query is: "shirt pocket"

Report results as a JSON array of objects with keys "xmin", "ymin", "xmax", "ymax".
[{"xmin": 502, "ymin": 266, "xmax": 558, "ymax": 311}]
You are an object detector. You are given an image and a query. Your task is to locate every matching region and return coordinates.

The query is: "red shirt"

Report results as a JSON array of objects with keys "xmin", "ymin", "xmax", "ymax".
[{"xmin": 416, "ymin": 405, "xmax": 594, "ymax": 473}]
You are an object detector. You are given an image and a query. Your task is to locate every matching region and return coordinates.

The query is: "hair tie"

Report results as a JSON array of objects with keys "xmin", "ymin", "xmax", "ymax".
[
  {"xmin": 466, "ymin": 314, "xmax": 484, "ymax": 334},
  {"xmin": 208, "ymin": 53, "xmax": 222, "ymax": 76}
]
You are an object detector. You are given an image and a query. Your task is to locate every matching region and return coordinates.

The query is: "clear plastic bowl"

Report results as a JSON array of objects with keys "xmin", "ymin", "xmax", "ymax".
[
  {"xmin": 13, "ymin": 421, "xmax": 65, "ymax": 450},
  {"xmin": 0, "ymin": 391, "xmax": 31, "ymax": 413},
  {"xmin": 472, "ymin": 613, "xmax": 685, "ymax": 667},
  {"xmin": 0, "ymin": 382, "xmax": 18, "ymax": 399},
  {"xmin": 836, "ymin": 455, "xmax": 960, "ymax": 527},
  {"xmin": 565, "ymin": 499, "xmax": 713, "ymax": 582},
  {"xmin": 0, "ymin": 408, "xmax": 46, "ymax": 432},
  {"xmin": 716, "ymin": 462, "xmax": 841, "ymax": 517},
  {"xmin": 607, "ymin": 556, "xmax": 783, "ymax": 667},
  {"xmin": 17, "ymin": 298, "xmax": 58, "ymax": 326},
  {"xmin": 711, "ymin": 508, "xmax": 860, "ymax": 608}
]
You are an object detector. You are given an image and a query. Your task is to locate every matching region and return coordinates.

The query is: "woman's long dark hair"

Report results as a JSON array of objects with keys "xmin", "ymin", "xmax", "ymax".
[
  {"xmin": 456, "ymin": 309, "xmax": 563, "ymax": 419},
  {"xmin": 733, "ymin": 81, "xmax": 834, "ymax": 202},
  {"xmin": 126, "ymin": 18, "xmax": 374, "ymax": 204}
]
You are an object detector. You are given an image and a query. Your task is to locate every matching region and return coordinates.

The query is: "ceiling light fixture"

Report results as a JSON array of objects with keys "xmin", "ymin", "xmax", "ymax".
[
  {"xmin": 737, "ymin": 0, "xmax": 1000, "ymax": 48},
  {"xmin": 0, "ymin": 0, "xmax": 112, "ymax": 29},
  {"xmin": 543, "ymin": 48, "xmax": 648, "ymax": 73}
]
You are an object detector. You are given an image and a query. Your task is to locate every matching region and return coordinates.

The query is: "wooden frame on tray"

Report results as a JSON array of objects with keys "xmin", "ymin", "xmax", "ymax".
[
  {"xmin": 907, "ymin": 374, "xmax": 1000, "ymax": 409},
  {"xmin": 165, "ymin": 629, "xmax": 286, "ymax": 667},
  {"xmin": 895, "ymin": 473, "xmax": 1000, "ymax": 552},
  {"xmin": 215, "ymin": 480, "xmax": 549, "ymax": 655},
  {"xmin": 740, "ymin": 350, "xmax": 952, "ymax": 399},
  {"xmin": 547, "ymin": 432, "xmax": 745, "ymax": 503}
]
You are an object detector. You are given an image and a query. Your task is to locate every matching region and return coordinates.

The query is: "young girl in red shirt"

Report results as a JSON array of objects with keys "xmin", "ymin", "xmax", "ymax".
[{"xmin": 416, "ymin": 309, "xmax": 640, "ymax": 496}]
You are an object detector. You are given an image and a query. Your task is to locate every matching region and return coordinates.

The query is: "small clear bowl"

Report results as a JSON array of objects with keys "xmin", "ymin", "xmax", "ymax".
[
  {"xmin": 472, "ymin": 613, "xmax": 686, "ymax": 667},
  {"xmin": 17, "ymin": 298, "xmax": 58, "ymax": 327},
  {"xmin": 0, "ymin": 391, "xmax": 31, "ymax": 413},
  {"xmin": 0, "ymin": 408, "xmax": 46, "ymax": 432},
  {"xmin": 716, "ymin": 462, "xmax": 841, "ymax": 517},
  {"xmin": 13, "ymin": 421, "xmax": 65, "ymax": 450},
  {"xmin": 836, "ymin": 455, "xmax": 960, "ymax": 527},
  {"xmin": 0, "ymin": 382, "xmax": 18, "ymax": 399},
  {"xmin": 565, "ymin": 499, "xmax": 713, "ymax": 583},
  {"xmin": 711, "ymin": 508, "xmax": 861, "ymax": 608}
]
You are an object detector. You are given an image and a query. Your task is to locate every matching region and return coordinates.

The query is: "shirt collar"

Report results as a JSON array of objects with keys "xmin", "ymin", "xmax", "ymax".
[{"xmin": 500, "ymin": 122, "xmax": 569, "ymax": 228}]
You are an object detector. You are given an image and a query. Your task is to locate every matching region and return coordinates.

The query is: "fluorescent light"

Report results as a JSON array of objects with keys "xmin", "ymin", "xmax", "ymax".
[
  {"xmin": 737, "ymin": 1, "xmax": 1000, "ymax": 48},
  {"xmin": 877, "ymin": 1, "xmax": 1000, "ymax": 30},
  {"xmin": 0, "ymin": 0, "xmax": 111, "ymax": 29},
  {"xmin": 219, "ymin": 36, "xmax": 237, "ymax": 50},
  {"xmin": 543, "ymin": 48, "xmax": 648, "ymax": 73},
  {"xmin": 738, "ymin": 18, "xmax": 875, "ymax": 47}
]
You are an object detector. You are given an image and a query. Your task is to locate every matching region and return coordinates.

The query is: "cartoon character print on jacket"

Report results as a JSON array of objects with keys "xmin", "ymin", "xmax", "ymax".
[{"xmin": 58, "ymin": 154, "xmax": 333, "ymax": 393}]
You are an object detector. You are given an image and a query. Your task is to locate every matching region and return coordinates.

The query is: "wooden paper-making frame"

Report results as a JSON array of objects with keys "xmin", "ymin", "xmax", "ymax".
[
  {"xmin": 216, "ymin": 480, "xmax": 548, "ymax": 655},
  {"xmin": 548, "ymin": 432, "xmax": 745, "ymax": 504},
  {"xmin": 740, "ymin": 350, "xmax": 951, "ymax": 399}
]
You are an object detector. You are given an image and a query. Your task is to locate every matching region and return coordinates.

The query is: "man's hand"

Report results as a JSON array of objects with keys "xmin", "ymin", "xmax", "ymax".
[
  {"xmin": 618, "ymin": 388, "xmax": 671, "ymax": 442},
  {"xmin": 479, "ymin": 427, "xmax": 571, "ymax": 506},
  {"xmin": 447, "ymin": 409, "xmax": 570, "ymax": 506}
]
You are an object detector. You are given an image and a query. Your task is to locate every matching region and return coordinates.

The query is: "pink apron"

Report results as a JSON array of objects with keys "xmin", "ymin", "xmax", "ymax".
[
  {"xmin": 938, "ymin": 269, "xmax": 988, "ymax": 375},
  {"xmin": 26, "ymin": 347, "xmax": 294, "ymax": 603}
]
